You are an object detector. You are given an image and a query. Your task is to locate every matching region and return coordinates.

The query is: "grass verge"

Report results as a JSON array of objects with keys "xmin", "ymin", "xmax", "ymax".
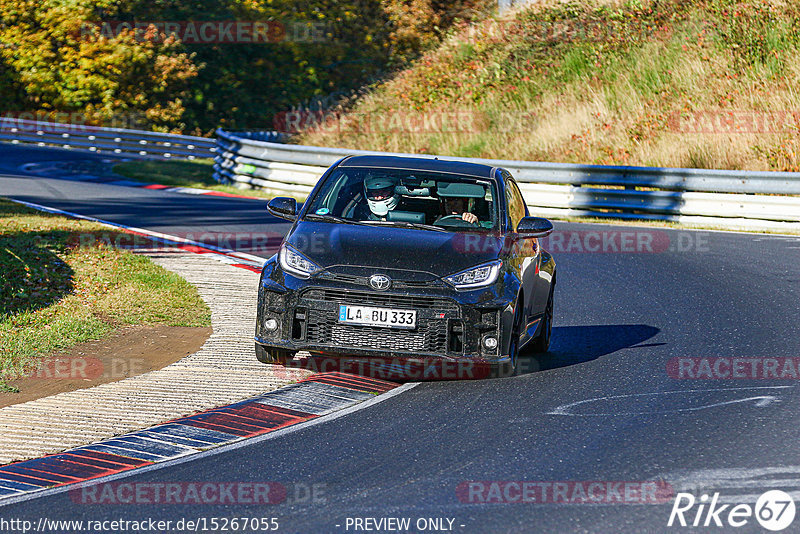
[
  {"xmin": 0, "ymin": 198, "xmax": 211, "ymax": 391},
  {"xmin": 112, "ymin": 159, "xmax": 275, "ymax": 199}
]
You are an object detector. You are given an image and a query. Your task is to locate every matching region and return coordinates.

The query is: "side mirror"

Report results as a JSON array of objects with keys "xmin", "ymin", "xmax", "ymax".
[
  {"xmin": 516, "ymin": 216, "xmax": 553, "ymax": 237},
  {"xmin": 267, "ymin": 197, "xmax": 298, "ymax": 221}
]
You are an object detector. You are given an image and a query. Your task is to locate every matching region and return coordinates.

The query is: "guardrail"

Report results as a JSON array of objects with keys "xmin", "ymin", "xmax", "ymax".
[
  {"xmin": 0, "ymin": 118, "xmax": 216, "ymax": 159},
  {"xmin": 213, "ymin": 129, "xmax": 800, "ymax": 232}
]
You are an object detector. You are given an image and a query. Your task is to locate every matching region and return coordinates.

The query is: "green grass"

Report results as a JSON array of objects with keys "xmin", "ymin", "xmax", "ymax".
[
  {"xmin": 0, "ymin": 199, "xmax": 211, "ymax": 387},
  {"xmin": 112, "ymin": 159, "xmax": 276, "ymax": 199},
  {"xmin": 559, "ymin": 47, "xmax": 594, "ymax": 83}
]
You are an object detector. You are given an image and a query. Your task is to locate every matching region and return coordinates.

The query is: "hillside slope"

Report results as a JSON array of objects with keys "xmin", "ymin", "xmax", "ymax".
[{"xmin": 298, "ymin": 0, "xmax": 800, "ymax": 172}]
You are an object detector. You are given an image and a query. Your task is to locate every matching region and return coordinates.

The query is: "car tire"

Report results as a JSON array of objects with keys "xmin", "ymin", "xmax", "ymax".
[
  {"xmin": 529, "ymin": 288, "xmax": 554, "ymax": 354},
  {"xmin": 255, "ymin": 343, "xmax": 294, "ymax": 365}
]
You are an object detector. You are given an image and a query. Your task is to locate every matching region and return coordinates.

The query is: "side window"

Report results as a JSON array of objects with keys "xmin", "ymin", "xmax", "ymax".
[
  {"xmin": 511, "ymin": 180, "xmax": 528, "ymax": 218},
  {"xmin": 503, "ymin": 171, "xmax": 526, "ymax": 230}
]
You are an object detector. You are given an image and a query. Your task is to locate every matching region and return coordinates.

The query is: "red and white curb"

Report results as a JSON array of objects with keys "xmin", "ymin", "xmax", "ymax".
[
  {"xmin": 137, "ymin": 183, "xmax": 265, "ymax": 201},
  {"xmin": 0, "ymin": 373, "xmax": 403, "ymax": 505}
]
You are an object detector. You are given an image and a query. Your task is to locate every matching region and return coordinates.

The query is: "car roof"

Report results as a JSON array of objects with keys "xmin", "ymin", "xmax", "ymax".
[{"xmin": 337, "ymin": 155, "xmax": 497, "ymax": 179}]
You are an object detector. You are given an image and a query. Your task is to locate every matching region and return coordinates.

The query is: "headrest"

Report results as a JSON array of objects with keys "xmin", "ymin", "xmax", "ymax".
[{"xmin": 395, "ymin": 185, "xmax": 431, "ymax": 196}]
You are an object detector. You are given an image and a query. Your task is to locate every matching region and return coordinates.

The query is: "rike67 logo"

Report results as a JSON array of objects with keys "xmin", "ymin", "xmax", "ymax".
[{"xmin": 668, "ymin": 490, "xmax": 796, "ymax": 531}]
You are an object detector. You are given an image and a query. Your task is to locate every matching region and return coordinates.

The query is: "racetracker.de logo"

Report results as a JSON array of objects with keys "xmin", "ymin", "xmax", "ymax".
[
  {"xmin": 668, "ymin": 110, "xmax": 800, "ymax": 134},
  {"xmin": 12, "ymin": 356, "xmax": 144, "ymax": 380},
  {"xmin": 0, "ymin": 111, "xmax": 146, "ymax": 132},
  {"xmin": 273, "ymin": 110, "xmax": 481, "ymax": 135},
  {"xmin": 271, "ymin": 109, "xmax": 540, "ymax": 135},
  {"xmin": 456, "ymin": 481, "xmax": 674, "ymax": 504},
  {"xmin": 453, "ymin": 230, "xmax": 708, "ymax": 255},
  {"xmin": 540, "ymin": 230, "xmax": 671, "ymax": 253},
  {"xmin": 70, "ymin": 230, "xmax": 284, "ymax": 256},
  {"xmin": 459, "ymin": 19, "xmax": 669, "ymax": 44},
  {"xmin": 78, "ymin": 21, "xmax": 287, "ymax": 44},
  {"xmin": 667, "ymin": 357, "xmax": 800, "ymax": 380},
  {"xmin": 284, "ymin": 355, "xmax": 494, "ymax": 381},
  {"xmin": 70, "ymin": 482, "xmax": 302, "ymax": 505}
]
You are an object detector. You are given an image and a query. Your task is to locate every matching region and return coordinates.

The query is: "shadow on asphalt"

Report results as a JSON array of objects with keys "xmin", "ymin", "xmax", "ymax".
[
  {"xmin": 282, "ymin": 324, "xmax": 662, "ymax": 382},
  {"xmin": 518, "ymin": 324, "xmax": 662, "ymax": 374}
]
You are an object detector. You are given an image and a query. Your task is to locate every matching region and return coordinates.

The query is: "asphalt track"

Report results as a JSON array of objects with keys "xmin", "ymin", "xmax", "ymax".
[
  {"xmin": 0, "ymin": 144, "xmax": 292, "ymax": 257},
  {"xmin": 2, "ymin": 143, "xmax": 800, "ymax": 533}
]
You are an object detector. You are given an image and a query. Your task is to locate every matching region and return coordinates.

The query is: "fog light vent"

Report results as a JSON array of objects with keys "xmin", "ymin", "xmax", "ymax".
[
  {"xmin": 292, "ymin": 308, "xmax": 307, "ymax": 340},
  {"xmin": 448, "ymin": 320, "xmax": 463, "ymax": 353}
]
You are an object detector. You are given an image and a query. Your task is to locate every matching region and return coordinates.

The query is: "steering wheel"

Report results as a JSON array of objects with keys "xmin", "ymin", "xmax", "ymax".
[{"xmin": 435, "ymin": 214, "xmax": 478, "ymax": 228}]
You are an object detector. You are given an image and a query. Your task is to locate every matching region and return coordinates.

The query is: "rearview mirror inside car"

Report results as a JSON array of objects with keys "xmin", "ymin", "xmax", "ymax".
[
  {"xmin": 517, "ymin": 216, "xmax": 553, "ymax": 237},
  {"xmin": 267, "ymin": 197, "xmax": 298, "ymax": 221}
]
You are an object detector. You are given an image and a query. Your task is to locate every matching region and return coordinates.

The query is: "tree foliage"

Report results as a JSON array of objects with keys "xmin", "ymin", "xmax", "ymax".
[
  {"xmin": 0, "ymin": 0, "xmax": 197, "ymax": 131},
  {"xmin": 0, "ymin": 0, "xmax": 492, "ymax": 134}
]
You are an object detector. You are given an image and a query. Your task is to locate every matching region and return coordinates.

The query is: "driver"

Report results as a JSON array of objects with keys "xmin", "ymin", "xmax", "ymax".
[
  {"xmin": 364, "ymin": 174, "xmax": 401, "ymax": 219},
  {"xmin": 441, "ymin": 197, "xmax": 478, "ymax": 224}
]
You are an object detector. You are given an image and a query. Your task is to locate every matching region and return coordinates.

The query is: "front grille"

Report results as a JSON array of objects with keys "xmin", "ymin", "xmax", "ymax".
[
  {"xmin": 317, "ymin": 272, "xmax": 437, "ymax": 289},
  {"xmin": 302, "ymin": 289, "xmax": 457, "ymax": 310},
  {"xmin": 331, "ymin": 325, "xmax": 427, "ymax": 352},
  {"xmin": 305, "ymin": 309, "xmax": 450, "ymax": 354}
]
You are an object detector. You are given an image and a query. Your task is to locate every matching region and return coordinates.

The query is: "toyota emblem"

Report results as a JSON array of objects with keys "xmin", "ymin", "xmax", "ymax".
[{"xmin": 369, "ymin": 274, "xmax": 392, "ymax": 291}]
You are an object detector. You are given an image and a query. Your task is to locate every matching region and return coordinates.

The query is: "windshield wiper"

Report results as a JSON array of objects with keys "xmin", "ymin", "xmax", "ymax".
[
  {"xmin": 306, "ymin": 214, "xmax": 450, "ymax": 232},
  {"xmin": 361, "ymin": 220, "xmax": 449, "ymax": 232},
  {"xmin": 398, "ymin": 222, "xmax": 449, "ymax": 232},
  {"xmin": 304, "ymin": 213, "xmax": 373, "ymax": 227}
]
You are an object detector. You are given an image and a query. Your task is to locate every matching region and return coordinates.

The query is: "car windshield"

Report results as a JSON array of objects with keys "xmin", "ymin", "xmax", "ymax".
[{"xmin": 303, "ymin": 168, "xmax": 499, "ymax": 231}]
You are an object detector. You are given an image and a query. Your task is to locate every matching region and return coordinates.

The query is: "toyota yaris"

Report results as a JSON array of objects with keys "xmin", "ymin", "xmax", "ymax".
[{"xmin": 255, "ymin": 155, "xmax": 556, "ymax": 376}]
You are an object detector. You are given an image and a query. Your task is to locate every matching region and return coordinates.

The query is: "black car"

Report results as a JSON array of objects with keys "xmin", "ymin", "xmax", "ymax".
[{"xmin": 255, "ymin": 155, "xmax": 556, "ymax": 377}]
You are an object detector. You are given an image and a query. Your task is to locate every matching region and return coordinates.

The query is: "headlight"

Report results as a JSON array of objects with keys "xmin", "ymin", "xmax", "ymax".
[
  {"xmin": 444, "ymin": 260, "xmax": 502, "ymax": 289},
  {"xmin": 279, "ymin": 244, "xmax": 321, "ymax": 278}
]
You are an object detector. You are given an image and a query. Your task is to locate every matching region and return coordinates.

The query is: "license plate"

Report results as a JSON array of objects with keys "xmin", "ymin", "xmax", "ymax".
[{"xmin": 338, "ymin": 305, "xmax": 417, "ymax": 330}]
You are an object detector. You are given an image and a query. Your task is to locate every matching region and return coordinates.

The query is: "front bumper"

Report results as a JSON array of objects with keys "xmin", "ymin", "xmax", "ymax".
[{"xmin": 255, "ymin": 259, "xmax": 518, "ymax": 364}]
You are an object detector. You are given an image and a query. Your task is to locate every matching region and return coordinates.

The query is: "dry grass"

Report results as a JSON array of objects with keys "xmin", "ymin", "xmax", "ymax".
[{"xmin": 298, "ymin": 0, "xmax": 800, "ymax": 172}]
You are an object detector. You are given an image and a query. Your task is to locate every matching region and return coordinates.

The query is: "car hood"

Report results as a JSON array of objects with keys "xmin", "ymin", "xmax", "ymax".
[{"xmin": 286, "ymin": 221, "xmax": 505, "ymax": 280}]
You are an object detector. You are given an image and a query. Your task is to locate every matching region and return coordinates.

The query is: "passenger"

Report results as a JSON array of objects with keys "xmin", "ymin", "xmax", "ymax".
[{"xmin": 441, "ymin": 197, "xmax": 478, "ymax": 224}]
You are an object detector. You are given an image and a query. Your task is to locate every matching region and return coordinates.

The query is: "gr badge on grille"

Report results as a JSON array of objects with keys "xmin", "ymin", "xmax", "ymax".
[{"xmin": 369, "ymin": 274, "xmax": 392, "ymax": 291}]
